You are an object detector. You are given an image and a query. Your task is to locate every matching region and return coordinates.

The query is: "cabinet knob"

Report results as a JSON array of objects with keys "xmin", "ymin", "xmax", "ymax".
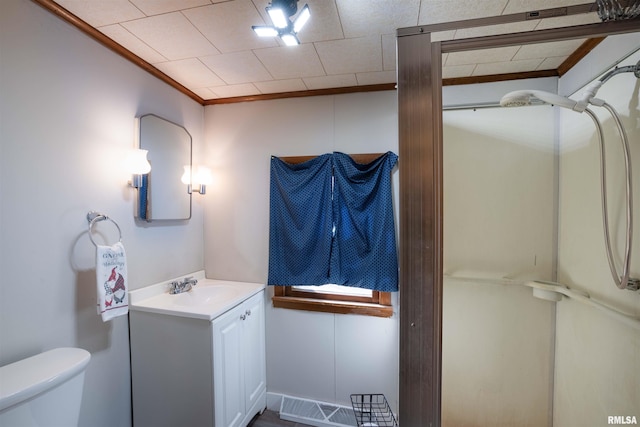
[
  {"xmin": 245, "ymin": 309, "xmax": 251, "ymax": 316},
  {"xmin": 240, "ymin": 314, "xmax": 246, "ymax": 320}
]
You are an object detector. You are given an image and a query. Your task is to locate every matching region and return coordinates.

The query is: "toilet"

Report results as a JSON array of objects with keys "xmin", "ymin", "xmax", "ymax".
[{"xmin": 0, "ymin": 347, "xmax": 91, "ymax": 426}]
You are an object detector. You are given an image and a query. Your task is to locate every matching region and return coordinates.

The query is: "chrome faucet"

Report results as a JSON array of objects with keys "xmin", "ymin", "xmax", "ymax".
[{"xmin": 169, "ymin": 276, "xmax": 198, "ymax": 294}]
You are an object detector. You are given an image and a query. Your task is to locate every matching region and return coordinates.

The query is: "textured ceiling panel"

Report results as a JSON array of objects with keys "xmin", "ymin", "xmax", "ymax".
[
  {"xmin": 122, "ymin": 12, "xmax": 219, "ymax": 60},
  {"xmin": 154, "ymin": 58, "xmax": 226, "ymax": 88},
  {"xmin": 315, "ymin": 36, "xmax": 384, "ymax": 75},
  {"xmin": 418, "ymin": 0, "xmax": 508, "ymax": 25},
  {"xmin": 129, "ymin": 0, "xmax": 213, "ymax": 16},
  {"xmin": 254, "ymin": 44, "xmax": 325, "ymax": 80},
  {"xmin": 49, "ymin": 0, "xmax": 609, "ymax": 102},
  {"xmin": 184, "ymin": 1, "xmax": 278, "ymax": 53},
  {"xmin": 200, "ymin": 51, "xmax": 273, "ymax": 84},
  {"xmin": 55, "ymin": 0, "xmax": 145, "ymax": 26},
  {"xmin": 337, "ymin": 0, "xmax": 421, "ymax": 39}
]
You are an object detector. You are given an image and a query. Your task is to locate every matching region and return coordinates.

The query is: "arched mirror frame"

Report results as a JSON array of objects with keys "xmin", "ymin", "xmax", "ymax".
[{"xmin": 136, "ymin": 114, "xmax": 192, "ymax": 222}]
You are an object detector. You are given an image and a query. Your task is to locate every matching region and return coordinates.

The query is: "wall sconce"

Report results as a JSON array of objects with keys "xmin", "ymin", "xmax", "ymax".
[
  {"xmin": 181, "ymin": 165, "xmax": 212, "ymax": 195},
  {"xmin": 127, "ymin": 149, "xmax": 151, "ymax": 188}
]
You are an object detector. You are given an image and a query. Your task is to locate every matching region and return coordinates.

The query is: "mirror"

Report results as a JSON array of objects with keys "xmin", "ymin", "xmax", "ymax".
[{"xmin": 136, "ymin": 114, "xmax": 192, "ymax": 221}]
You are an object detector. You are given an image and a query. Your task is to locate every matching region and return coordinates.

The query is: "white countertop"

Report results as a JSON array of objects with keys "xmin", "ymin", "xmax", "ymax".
[{"xmin": 129, "ymin": 272, "xmax": 265, "ymax": 321}]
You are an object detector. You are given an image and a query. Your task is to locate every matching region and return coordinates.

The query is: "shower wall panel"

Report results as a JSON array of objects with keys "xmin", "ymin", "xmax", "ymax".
[
  {"xmin": 442, "ymin": 106, "xmax": 557, "ymax": 426},
  {"xmin": 556, "ymin": 46, "xmax": 640, "ymax": 426}
]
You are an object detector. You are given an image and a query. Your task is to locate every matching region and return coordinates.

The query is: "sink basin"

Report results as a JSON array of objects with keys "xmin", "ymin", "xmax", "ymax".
[
  {"xmin": 129, "ymin": 277, "xmax": 265, "ymax": 321},
  {"xmin": 170, "ymin": 285, "xmax": 238, "ymax": 307}
]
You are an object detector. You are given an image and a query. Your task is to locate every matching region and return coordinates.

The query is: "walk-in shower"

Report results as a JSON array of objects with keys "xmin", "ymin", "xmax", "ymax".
[{"xmin": 500, "ymin": 61, "xmax": 640, "ymax": 291}]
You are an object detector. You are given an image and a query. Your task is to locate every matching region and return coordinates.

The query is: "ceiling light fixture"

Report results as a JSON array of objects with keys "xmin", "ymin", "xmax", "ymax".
[{"xmin": 253, "ymin": 0, "xmax": 310, "ymax": 46}]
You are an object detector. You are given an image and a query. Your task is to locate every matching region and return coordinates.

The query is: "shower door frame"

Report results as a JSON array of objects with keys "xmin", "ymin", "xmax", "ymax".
[{"xmin": 396, "ymin": 15, "xmax": 640, "ymax": 426}]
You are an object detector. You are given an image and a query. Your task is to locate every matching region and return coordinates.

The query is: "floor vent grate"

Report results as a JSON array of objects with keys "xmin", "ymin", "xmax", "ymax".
[{"xmin": 279, "ymin": 395, "xmax": 357, "ymax": 427}]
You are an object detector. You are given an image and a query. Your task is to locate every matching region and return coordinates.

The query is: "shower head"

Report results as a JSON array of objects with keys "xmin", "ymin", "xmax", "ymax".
[
  {"xmin": 500, "ymin": 82, "xmax": 604, "ymax": 112},
  {"xmin": 499, "ymin": 89, "xmax": 578, "ymax": 110},
  {"xmin": 596, "ymin": 0, "xmax": 640, "ymax": 21}
]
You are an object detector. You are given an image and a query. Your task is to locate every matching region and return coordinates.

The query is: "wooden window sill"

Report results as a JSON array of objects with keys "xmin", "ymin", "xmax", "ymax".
[{"xmin": 272, "ymin": 295, "xmax": 394, "ymax": 318}]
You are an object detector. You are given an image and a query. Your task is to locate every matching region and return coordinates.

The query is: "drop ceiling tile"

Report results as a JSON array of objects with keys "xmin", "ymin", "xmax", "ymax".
[
  {"xmin": 442, "ymin": 64, "xmax": 476, "ymax": 79},
  {"xmin": 122, "ymin": 13, "xmax": 219, "ymax": 60},
  {"xmin": 184, "ymin": 0, "xmax": 278, "ymax": 53},
  {"xmin": 291, "ymin": 0, "xmax": 344, "ymax": 43},
  {"xmin": 513, "ymin": 39, "xmax": 585, "ymax": 60},
  {"xmin": 48, "ymin": 0, "xmax": 607, "ymax": 102},
  {"xmin": 54, "ymin": 0, "xmax": 145, "ymax": 26},
  {"xmin": 254, "ymin": 44, "xmax": 325, "ymax": 79},
  {"xmin": 315, "ymin": 36, "xmax": 383, "ymax": 75},
  {"xmin": 191, "ymin": 87, "xmax": 219, "ymax": 99},
  {"xmin": 200, "ymin": 51, "xmax": 273, "ymax": 84},
  {"xmin": 155, "ymin": 58, "xmax": 225, "ymax": 88},
  {"xmin": 502, "ymin": 0, "xmax": 591, "ymax": 14},
  {"xmin": 209, "ymin": 83, "xmax": 261, "ymax": 98},
  {"xmin": 337, "ymin": 0, "xmax": 420, "ymax": 38},
  {"xmin": 356, "ymin": 70, "xmax": 396, "ymax": 85},
  {"xmin": 99, "ymin": 24, "xmax": 167, "ymax": 64},
  {"xmin": 304, "ymin": 74, "xmax": 358, "ymax": 90},
  {"xmin": 382, "ymin": 34, "xmax": 396, "ymax": 71},
  {"xmin": 254, "ymin": 79, "xmax": 308, "ymax": 94},
  {"xmin": 129, "ymin": 0, "xmax": 213, "ymax": 16},
  {"xmin": 473, "ymin": 58, "xmax": 544, "ymax": 75},
  {"xmin": 454, "ymin": 20, "xmax": 539, "ymax": 39},
  {"xmin": 537, "ymin": 56, "xmax": 569, "ymax": 70},
  {"xmin": 418, "ymin": 0, "xmax": 508, "ymax": 25},
  {"xmin": 445, "ymin": 46, "xmax": 520, "ymax": 66}
]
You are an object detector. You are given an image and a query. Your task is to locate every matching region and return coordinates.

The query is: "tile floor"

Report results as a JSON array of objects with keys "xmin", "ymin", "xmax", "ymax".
[{"xmin": 248, "ymin": 410, "xmax": 313, "ymax": 427}]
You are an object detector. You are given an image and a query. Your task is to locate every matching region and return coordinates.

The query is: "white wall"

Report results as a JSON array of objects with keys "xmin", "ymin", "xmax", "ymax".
[
  {"xmin": 555, "ymin": 42, "xmax": 640, "ymax": 426},
  {"xmin": 203, "ymin": 92, "xmax": 400, "ymax": 410},
  {"xmin": 442, "ymin": 106, "xmax": 557, "ymax": 426},
  {"xmin": 0, "ymin": 1, "xmax": 205, "ymax": 426}
]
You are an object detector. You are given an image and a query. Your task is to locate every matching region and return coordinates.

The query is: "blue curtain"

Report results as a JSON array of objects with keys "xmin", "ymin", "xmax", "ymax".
[
  {"xmin": 330, "ymin": 152, "xmax": 398, "ymax": 292},
  {"xmin": 268, "ymin": 152, "xmax": 398, "ymax": 292},
  {"xmin": 268, "ymin": 154, "xmax": 333, "ymax": 285}
]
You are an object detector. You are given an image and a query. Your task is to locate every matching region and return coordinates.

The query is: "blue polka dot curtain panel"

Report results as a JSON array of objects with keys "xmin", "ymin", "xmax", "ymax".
[{"xmin": 268, "ymin": 152, "xmax": 399, "ymax": 292}]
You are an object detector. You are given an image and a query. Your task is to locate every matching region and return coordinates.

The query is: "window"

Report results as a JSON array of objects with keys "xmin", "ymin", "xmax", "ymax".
[
  {"xmin": 269, "ymin": 153, "xmax": 396, "ymax": 318},
  {"xmin": 272, "ymin": 284, "xmax": 393, "ymax": 317}
]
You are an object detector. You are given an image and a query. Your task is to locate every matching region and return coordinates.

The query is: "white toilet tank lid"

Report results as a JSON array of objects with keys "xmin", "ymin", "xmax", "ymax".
[{"xmin": 0, "ymin": 347, "xmax": 91, "ymax": 412}]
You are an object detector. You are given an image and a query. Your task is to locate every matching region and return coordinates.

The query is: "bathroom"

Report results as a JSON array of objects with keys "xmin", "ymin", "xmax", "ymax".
[{"xmin": 1, "ymin": 0, "xmax": 639, "ymax": 426}]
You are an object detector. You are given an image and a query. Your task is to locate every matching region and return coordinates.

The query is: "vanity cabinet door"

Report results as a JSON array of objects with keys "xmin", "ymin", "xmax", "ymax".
[
  {"xmin": 213, "ymin": 307, "xmax": 244, "ymax": 427},
  {"xmin": 213, "ymin": 291, "xmax": 266, "ymax": 427},
  {"xmin": 242, "ymin": 292, "xmax": 266, "ymax": 412}
]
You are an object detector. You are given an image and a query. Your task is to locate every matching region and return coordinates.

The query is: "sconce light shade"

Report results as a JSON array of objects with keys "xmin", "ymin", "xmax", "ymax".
[
  {"xmin": 181, "ymin": 165, "xmax": 212, "ymax": 195},
  {"xmin": 128, "ymin": 149, "xmax": 151, "ymax": 188},
  {"xmin": 194, "ymin": 166, "xmax": 213, "ymax": 194},
  {"xmin": 196, "ymin": 167, "xmax": 213, "ymax": 185},
  {"xmin": 129, "ymin": 149, "xmax": 151, "ymax": 174},
  {"xmin": 181, "ymin": 165, "xmax": 192, "ymax": 185}
]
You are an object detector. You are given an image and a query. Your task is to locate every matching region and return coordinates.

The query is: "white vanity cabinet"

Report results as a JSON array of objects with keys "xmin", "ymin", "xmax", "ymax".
[
  {"xmin": 129, "ymin": 279, "xmax": 266, "ymax": 427},
  {"xmin": 213, "ymin": 292, "xmax": 266, "ymax": 427}
]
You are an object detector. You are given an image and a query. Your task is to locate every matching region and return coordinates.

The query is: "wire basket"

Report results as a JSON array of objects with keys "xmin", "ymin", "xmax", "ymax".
[{"xmin": 350, "ymin": 394, "xmax": 398, "ymax": 427}]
